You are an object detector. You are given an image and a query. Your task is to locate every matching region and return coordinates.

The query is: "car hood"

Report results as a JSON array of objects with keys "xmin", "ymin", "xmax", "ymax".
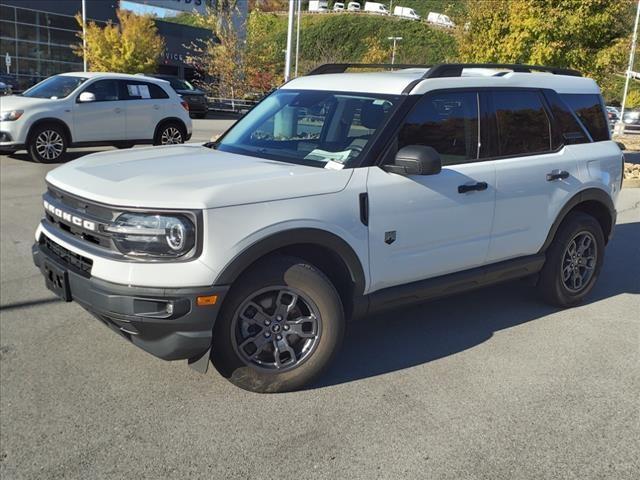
[
  {"xmin": 0, "ymin": 95, "xmax": 57, "ymax": 109},
  {"xmin": 46, "ymin": 144, "xmax": 353, "ymax": 209}
]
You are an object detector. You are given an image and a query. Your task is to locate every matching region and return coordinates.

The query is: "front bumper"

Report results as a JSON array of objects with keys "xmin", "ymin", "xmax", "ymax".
[{"xmin": 32, "ymin": 241, "xmax": 228, "ymax": 361}]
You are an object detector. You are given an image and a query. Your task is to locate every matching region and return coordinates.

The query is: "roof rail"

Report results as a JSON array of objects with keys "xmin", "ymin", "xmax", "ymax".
[
  {"xmin": 422, "ymin": 63, "xmax": 582, "ymax": 78},
  {"xmin": 307, "ymin": 63, "xmax": 432, "ymax": 75}
]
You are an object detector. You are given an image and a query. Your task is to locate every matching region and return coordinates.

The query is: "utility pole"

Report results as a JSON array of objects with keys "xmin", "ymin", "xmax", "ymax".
[
  {"xmin": 82, "ymin": 0, "xmax": 87, "ymax": 72},
  {"xmin": 387, "ymin": 36, "xmax": 402, "ymax": 65},
  {"xmin": 294, "ymin": 0, "xmax": 301, "ymax": 78},
  {"xmin": 284, "ymin": 0, "xmax": 295, "ymax": 82},
  {"xmin": 618, "ymin": 0, "xmax": 640, "ymax": 135}
]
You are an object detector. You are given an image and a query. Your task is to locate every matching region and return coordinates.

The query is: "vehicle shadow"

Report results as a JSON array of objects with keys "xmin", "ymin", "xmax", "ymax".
[{"xmin": 313, "ymin": 221, "xmax": 639, "ymax": 389}]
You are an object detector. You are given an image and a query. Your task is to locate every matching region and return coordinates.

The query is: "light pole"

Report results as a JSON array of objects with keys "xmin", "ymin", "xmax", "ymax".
[
  {"xmin": 387, "ymin": 36, "xmax": 402, "ymax": 65},
  {"xmin": 294, "ymin": 0, "xmax": 301, "ymax": 77},
  {"xmin": 618, "ymin": 0, "xmax": 640, "ymax": 135},
  {"xmin": 284, "ymin": 0, "xmax": 295, "ymax": 82},
  {"xmin": 82, "ymin": 0, "xmax": 87, "ymax": 71}
]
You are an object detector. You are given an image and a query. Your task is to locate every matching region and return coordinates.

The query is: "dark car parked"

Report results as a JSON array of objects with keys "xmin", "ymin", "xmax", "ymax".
[
  {"xmin": 148, "ymin": 74, "xmax": 208, "ymax": 119},
  {"xmin": 0, "ymin": 74, "xmax": 18, "ymax": 95}
]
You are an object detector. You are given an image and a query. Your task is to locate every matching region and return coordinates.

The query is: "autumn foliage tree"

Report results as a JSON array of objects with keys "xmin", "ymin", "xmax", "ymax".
[{"xmin": 74, "ymin": 10, "xmax": 164, "ymax": 74}]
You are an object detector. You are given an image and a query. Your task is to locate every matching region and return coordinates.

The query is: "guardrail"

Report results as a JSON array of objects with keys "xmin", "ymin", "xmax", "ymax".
[{"xmin": 207, "ymin": 96, "xmax": 260, "ymax": 114}]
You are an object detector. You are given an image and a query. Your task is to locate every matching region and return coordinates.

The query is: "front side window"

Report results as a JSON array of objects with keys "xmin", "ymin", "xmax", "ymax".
[
  {"xmin": 82, "ymin": 79, "xmax": 119, "ymax": 102},
  {"xmin": 397, "ymin": 91, "xmax": 479, "ymax": 165},
  {"xmin": 492, "ymin": 90, "xmax": 551, "ymax": 156},
  {"xmin": 560, "ymin": 94, "xmax": 609, "ymax": 142},
  {"xmin": 217, "ymin": 90, "xmax": 399, "ymax": 168},
  {"xmin": 22, "ymin": 75, "xmax": 87, "ymax": 99}
]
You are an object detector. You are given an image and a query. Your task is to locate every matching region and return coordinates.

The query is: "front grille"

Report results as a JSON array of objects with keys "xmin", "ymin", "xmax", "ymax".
[{"xmin": 41, "ymin": 235, "xmax": 93, "ymax": 277}]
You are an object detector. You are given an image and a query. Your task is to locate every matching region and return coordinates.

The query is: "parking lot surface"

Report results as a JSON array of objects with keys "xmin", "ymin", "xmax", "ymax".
[{"xmin": 1, "ymin": 127, "xmax": 639, "ymax": 479}]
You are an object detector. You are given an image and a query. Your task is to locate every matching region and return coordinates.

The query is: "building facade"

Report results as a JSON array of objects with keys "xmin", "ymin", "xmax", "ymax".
[{"xmin": 0, "ymin": 0, "xmax": 223, "ymax": 90}]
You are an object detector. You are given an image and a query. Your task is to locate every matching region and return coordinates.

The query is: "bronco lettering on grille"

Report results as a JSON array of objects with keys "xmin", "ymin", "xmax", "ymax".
[{"xmin": 44, "ymin": 200, "xmax": 96, "ymax": 232}]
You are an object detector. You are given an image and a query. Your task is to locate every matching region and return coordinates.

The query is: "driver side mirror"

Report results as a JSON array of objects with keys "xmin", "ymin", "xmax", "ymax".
[
  {"xmin": 77, "ymin": 92, "xmax": 96, "ymax": 103},
  {"xmin": 382, "ymin": 145, "xmax": 442, "ymax": 176}
]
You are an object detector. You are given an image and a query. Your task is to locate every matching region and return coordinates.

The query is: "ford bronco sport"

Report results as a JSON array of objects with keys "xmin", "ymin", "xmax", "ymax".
[{"xmin": 32, "ymin": 63, "xmax": 623, "ymax": 393}]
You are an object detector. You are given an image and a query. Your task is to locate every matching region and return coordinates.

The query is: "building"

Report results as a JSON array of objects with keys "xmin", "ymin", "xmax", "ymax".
[{"xmin": 0, "ymin": 0, "xmax": 232, "ymax": 90}]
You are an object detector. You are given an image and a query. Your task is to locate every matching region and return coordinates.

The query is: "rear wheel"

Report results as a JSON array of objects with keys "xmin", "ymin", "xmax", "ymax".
[
  {"xmin": 154, "ymin": 122, "xmax": 185, "ymax": 146},
  {"xmin": 27, "ymin": 124, "xmax": 67, "ymax": 163},
  {"xmin": 212, "ymin": 256, "xmax": 345, "ymax": 393},
  {"xmin": 538, "ymin": 212, "xmax": 605, "ymax": 307}
]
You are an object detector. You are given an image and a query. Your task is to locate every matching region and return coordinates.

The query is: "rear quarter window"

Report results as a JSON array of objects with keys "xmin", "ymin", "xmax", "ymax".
[{"xmin": 560, "ymin": 94, "xmax": 610, "ymax": 142}]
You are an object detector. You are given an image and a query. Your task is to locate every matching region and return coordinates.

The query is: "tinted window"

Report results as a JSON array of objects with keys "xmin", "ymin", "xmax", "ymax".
[
  {"xmin": 560, "ymin": 94, "xmax": 609, "ymax": 142},
  {"xmin": 492, "ymin": 90, "xmax": 551, "ymax": 156},
  {"xmin": 398, "ymin": 91, "xmax": 479, "ymax": 165},
  {"xmin": 83, "ymin": 80, "xmax": 119, "ymax": 102},
  {"xmin": 120, "ymin": 81, "xmax": 169, "ymax": 100},
  {"xmin": 542, "ymin": 90, "xmax": 589, "ymax": 148}
]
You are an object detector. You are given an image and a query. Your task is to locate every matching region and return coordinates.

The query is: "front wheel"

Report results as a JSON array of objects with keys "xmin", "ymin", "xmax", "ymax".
[
  {"xmin": 538, "ymin": 212, "xmax": 605, "ymax": 307},
  {"xmin": 27, "ymin": 124, "xmax": 67, "ymax": 163},
  {"xmin": 212, "ymin": 256, "xmax": 345, "ymax": 393},
  {"xmin": 154, "ymin": 122, "xmax": 185, "ymax": 146}
]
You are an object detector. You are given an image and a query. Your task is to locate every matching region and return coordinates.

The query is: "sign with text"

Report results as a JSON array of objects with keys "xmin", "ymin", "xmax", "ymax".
[{"xmin": 126, "ymin": 0, "xmax": 212, "ymax": 15}]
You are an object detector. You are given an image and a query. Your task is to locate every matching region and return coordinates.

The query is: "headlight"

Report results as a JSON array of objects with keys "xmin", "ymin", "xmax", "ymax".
[
  {"xmin": 0, "ymin": 110, "xmax": 23, "ymax": 121},
  {"xmin": 105, "ymin": 213, "xmax": 197, "ymax": 259}
]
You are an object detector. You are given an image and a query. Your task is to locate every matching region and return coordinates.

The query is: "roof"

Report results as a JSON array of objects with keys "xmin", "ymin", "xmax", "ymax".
[
  {"xmin": 282, "ymin": 68, "xmax": 601, "ymax": 96},
  {"xmin": 59, "ymin": 72, "xmax": 169, "ymax": 84}
]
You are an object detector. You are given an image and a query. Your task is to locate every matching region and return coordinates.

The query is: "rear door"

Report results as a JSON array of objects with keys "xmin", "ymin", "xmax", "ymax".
[
  {"xmin": 366, "ymin": 90, "xmax": 497, "ymax": 292},
  {"xmin": 73, "ymin": 79, "xmax": 125, "ymax": 142},
  {"xmin": 118, "ymin": 80, "xmax": 169, "ymax": 141},
  {"xmin": 485, "ymin": 89, "xmax": 586, "ymax": 263}
]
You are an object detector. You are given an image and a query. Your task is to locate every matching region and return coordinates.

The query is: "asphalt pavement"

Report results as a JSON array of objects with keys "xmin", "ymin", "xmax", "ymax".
[{"xmin": 1, "ymin": 128, "xmax": 639, "ymax": 479}]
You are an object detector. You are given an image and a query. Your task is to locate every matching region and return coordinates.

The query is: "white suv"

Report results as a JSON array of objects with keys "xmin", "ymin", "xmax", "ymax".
[
  {"xmin": 0, "ymin": 72, "xmax": 192, "ymax": 163},
  {"xmin": 31, "ymin": 63, "xmax": 623, "ymax": 393}
]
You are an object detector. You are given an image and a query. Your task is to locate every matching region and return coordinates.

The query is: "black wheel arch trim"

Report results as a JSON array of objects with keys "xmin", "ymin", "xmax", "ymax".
[
  {"xmin": 215, "ymin": 228, "xmax": 367, "ymax": 296},
  {"xmin": 540, "ymin": 187, "xmax": 616, "ymax": 253},
  {"xmin": 28, "ymin": 118, "xmax": 73, "ymax": 144}
]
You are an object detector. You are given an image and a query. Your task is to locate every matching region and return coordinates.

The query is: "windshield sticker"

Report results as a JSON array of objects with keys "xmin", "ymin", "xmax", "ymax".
[
  {"xmin": 324, "ymin": 160, "xmax": 346, "ymax": 170},
  {"xmin": 305, "ymin": 149, "xmax": 352, "ymax": 163}
]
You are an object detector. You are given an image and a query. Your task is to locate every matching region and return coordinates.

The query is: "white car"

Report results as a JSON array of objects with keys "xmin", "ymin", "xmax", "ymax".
[
  {"xmin": 347, "ymin": 2, "xmax": 361, "ymax": 11},
  {"xmin": 0, "ymin": 72, "xmax": 192, "ymax": 163},
  {"xmin": 32, "ymin": 63, "xmax": 623, "ymax": 393},
  {"xmin": 333, "ymin": 2, "xmax": 345, "ymax": 11}
]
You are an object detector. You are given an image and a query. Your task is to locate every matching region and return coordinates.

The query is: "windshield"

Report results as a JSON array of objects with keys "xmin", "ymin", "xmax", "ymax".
[
  {"xmin": 169, "ymin": 78, "xmax": 195, "ymax": 91},
  {"xmin": 22, "ymin": 75, "xmax": 87, "ymax": 99},
  {"xmin": 216, "ymin": 89, "xmax": 399, "ymax": 168}
]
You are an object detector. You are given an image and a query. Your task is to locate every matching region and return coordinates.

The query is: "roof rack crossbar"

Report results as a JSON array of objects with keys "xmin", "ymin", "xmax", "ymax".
[
  {"xmin": 422, "ymin": 63, "xmax": 582, "ymax": 79},
  {"xmin": 307, "ymin": 63, "xmax": 432, "ymax": 75}
]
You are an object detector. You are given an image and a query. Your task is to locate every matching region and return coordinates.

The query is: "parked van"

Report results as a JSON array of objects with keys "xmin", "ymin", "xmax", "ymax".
[
  {"xmin": 427, "ymin": 11, "xmax": 455, "ymax": 28},
  {"xmin": 364, "ymin": 2, "xmax": 389, "ymax": 15},
  {"xmin": 347, "ymin": 2, "xmax": 361, "ymax": 11},
  {"xmin": 334, "ymin": 2, "xmax": 345, "ymax": 11},
  {"xmin": 308, "ymin": 0, "xmax": 329, "ymax": 12},
  {"xmin": 394, "ymin": 6, "xmax": 420, "ymax": 20}
]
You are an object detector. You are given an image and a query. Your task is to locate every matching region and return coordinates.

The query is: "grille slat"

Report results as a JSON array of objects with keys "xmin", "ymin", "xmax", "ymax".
[{"xmin": 41, "ymin": 236, "xmax": 93, "ymax": 277}]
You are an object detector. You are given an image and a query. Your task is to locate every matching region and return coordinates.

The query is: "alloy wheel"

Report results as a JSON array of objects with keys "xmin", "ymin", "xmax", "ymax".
[
  {"xmin": 231, "ymin": 287, "xmax": 322, "ymax": 371},
  {"xmin": 35, "ymin": 130, "xmax": 64, "ymax": 160},
  {"xmin": 160, "ymin": 126, "xmax": 183, "ymax": 144},
  {"xmin": 561, "ymin": 231, "xmax": 597, "ymax": 293}
]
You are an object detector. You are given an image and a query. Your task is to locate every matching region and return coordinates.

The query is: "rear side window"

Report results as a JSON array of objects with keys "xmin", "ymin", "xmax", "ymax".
[
  {"xmin": 398, "ymin": 91, "xmax": 479, "ymax": 165},
  {"xmin": 560, "ymin": 94, "xmax": 609, "ymax": 141},
  {"xmin": 119, "ymin": 80, "xmax": 169, "ymax": 100},
  {"xmin": 542, "ymin": 90, "xmax": 590, "ymax": 148},
  {"xmin": 492, "ymin": 90, "xmax": 551, "ymax": 156}
]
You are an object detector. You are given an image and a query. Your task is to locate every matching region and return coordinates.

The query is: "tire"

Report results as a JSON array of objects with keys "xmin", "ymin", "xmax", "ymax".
[
  {"xmin": 211, "ymin": 255, "xmax": 345, "ymax": 393},
  {"xmin": 538, "ymin": 212, "xmax": 605, "ymax": 307},
  {"xmin": 27, "ymin": 124, "xmax": 67, "ymax": 163},
  {"xmin": 154, "ymin": 122, "xmax": 186, "ymax": 146}
]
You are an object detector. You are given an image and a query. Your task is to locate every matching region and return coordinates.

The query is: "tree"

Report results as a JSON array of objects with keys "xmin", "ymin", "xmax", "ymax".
[
  {"xmin": 74, "ymin": 10, "xmax": 164, "ymax": 74},
  {"xmin": 455, "ymin": 0, "xmax": 635, "ymax": 99},
  {"xmin": 361, "ymin": 36, "xmax": 392, "ymax": 64}
]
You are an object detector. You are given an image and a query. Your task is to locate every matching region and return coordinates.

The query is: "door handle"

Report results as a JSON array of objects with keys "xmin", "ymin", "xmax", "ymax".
[
  {"xmin": 114, "ymin": 107, "xmax": 122, "ymax": 114},
  {"xmin": 458, "ymin": 182, "xmax": 488, "ymax": 194},
  {"xmin": 546, "ymin": 169, "xmax": 569, "ymax": 181},
  {"xmin": 153, "ymin": 105, "xmax": 160, "ymax": 110}
]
